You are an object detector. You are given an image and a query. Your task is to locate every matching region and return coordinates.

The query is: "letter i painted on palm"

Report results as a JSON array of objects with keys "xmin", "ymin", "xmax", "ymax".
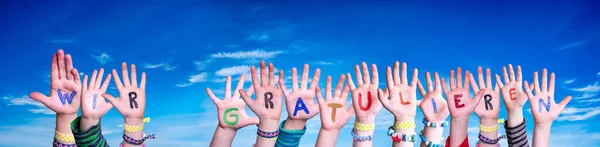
[
  {"xmin": 293, "ymin": 98, "xmax": 309, "ymax": 116},
  {"xmin": 538, "ymin": 96, "xmax": 551, "ymax": 112},
  {"xmin": 92, "ymin": 94, "xmax": 97, "ymax": 109},
  {"xmin": 358, "ymin": 92, "xmax": 373, "ymax": 111},
  {"xmin": 432, "ymin": 98, "xmax": 438, "ymax": 113}
]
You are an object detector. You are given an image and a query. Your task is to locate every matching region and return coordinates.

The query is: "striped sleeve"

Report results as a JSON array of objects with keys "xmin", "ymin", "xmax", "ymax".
[
  {"xmin": 71, "ymin": 116, "xmax": 110, "ymax": 147},
  {"xmin": 275, "ymin": 120, "xmax": 307, "ymax": 147},
  {"xmin": 504, "ymin": 118, "xmax": 529, "ymax": 147}
]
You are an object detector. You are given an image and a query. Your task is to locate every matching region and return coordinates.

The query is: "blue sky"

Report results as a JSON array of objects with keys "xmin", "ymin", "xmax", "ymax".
[{"xmin": 1, "ymin": 0, "xmax": 599, "ymax": 146}]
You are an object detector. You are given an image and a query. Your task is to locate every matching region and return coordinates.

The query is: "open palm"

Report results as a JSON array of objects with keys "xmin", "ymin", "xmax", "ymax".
[
  {"xmin": 30, "ymin": 49, "xmax": 82, "ymax": 115},
  {"xmin": 418, "ymin": 72, "xmax": 450, "ymax": 123},
  {"xmin": 348, "ymin": 62, "xmax": 382, "ymax": 120},
  {"xmin": 240, "ymin": 61, "xmax": 284, "ymax": 121},
  {"xmin": 524, "ymin": 69, "xmax": 571, "ymax": 124},
  {"xmin": 81, "ymin": 68, "xmax": 113, "ymax": 119},
  {"xmin": 496, "ymin": 64, "xmax": 530, "ymax": 111},
  {"xmin": 208, "ymin": 75, "xmax": 259, "ymax": 129},
  {"xmin": 441, "ymin": 67, "xmax": 485, "ymax": 119},
  {"xmin": 316, "ymin": 75, "xmax": 354, "ymax": 131},
  {"xmin": 379, "ymin": 62, "xmax": 419, "ymax": 121},
  {"xmin": 280, "ymin": 64, "xmax": 321, "ymax": 120},
  {"xmin": 103, "ymin": 62, "xmax": 147, "ymax": 119},
  {"xmin": 470, "ymin": 67, "xmax": 500, "ymax": 119}
]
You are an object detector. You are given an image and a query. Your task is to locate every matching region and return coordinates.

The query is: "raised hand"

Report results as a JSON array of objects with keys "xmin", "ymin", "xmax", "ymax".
[
  {"xmin": 240, "ymin": 61, "xmax": 283, "ymax": 121},
  {"xmin": 524, "ymin": 69, "xmax": 571, "ymax": 125},
  {"xmin": 81, "ymin": 68, "xmax": 113, "ymax": 120},
  {"xmin": 280, "ymin": 64, "xmax": 321, "ymax": 121},
  {"xmin": 347, "ymin": 62, "xmax": 382, "ymax": 122},
  {"xmin": 30, "ymin": 49, "xmax": 82, "ymax": 116},
  {"xmin": 102, "ymin": 62, "xmax": 147, "ymax": 119},
  {"xmin": 379, "ymin": 61, "xmax": 418, "ymax": 122},
  {"xmin": 417, "ymin": 72, "xmax": 450, "ymax": 123},
  {"xmin": 470, "ymin": 66, "xmax": 500, "ymax": 120},
  {"xmin": 316, "ymin": 75, "xmax": 354, "ymax": 131},
  {"xmin": 496, "ymin": 64, "xmax": 529, "ymax": 111},
  {"xmin": 207, "ymin": 75, "xmax": 259, "ymax": 129},
  {"xmin": 441, "ymin": 67, "xmax": 485, "ymax": 120}
]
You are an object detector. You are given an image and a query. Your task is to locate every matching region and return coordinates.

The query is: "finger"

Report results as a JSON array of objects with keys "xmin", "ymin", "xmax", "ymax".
[
  {"xmin": 57, "ymin": 49, "xmax": 66, "ymax": 79},
  {"xmin": 101, "ymin": 93, "xmax": 121, "ymax": 110},
  {"xmin": 334, "ymin": 74, "xmax": 345, "ymax": 98},
  {"xmin": 486, "ymin": 68, "xmax": 492, "ymax": 89},
  {"xmin": 239, "ymin": 89, "xmax": 254, "ymax": 107},
  {"xmin": 112, "ymin": 69, "xmax": 124, "ymax": 90},
  {"xmin": 378, "ymin": 88, "xmax": 389, "ymax": 108},
  {"xmin": 292, "ymin": 67, "xmax": 299, "ymax": 91},
  {"xmin": 326, "ymin": 75, "xmax": 333, "ymax": 99},
  {"xmin": 464, "ymin": 70, "xmax": 471, "ymax": 90},
  {"xmin": 279, "ymin": 76, "xmax": 290, "ymax": 97},
  {"xmin": 347, "ymin": 73, "xmax": 356, "ymax": 90},
  {"xmin": 410, "ymin": 68, "xmax": 418, "ymax": 87},
  {"xmin": 371, "ymin": 64, "xmax": 378, "ymax": 85},
  {"xmin": 301, "ymin": 64, "xmax": 309, "ymax": 89},
  {"xmin": 534, "ymin": 72, "xmax": 541, "ymax": 94},
  {"xmin": 278, "ymin": 70, "xmax": 284, "ymax": 88},
  {"xmin": 95, "ymin": 68, "xmax": 105, "ymax": 89},
  {"xmin": 355, "ymin": 65, "xmax": 364, "ymax": 86},
  {"xmin": 310, "ymin": 68, "xmax": 321, "ymax": 89},
  {"xmin": 426, "ymin": 72, "xmax": 433, "ymax": 92},
  {"xmin": 386, "ymin": 66, "xmax": 394, "ymax": 87},
  {"xmin": 469, "ymin": 72, "xmax": 479, "ymax": 92},
  {"xmin": 477, "ymin": 66, "xmax": 485, "ymax": 89},
  {"xmin": 131, "ymin": 64, "xmax": 138, "ymax": 88},
  {"xmin": 29, "ymin": 92, "xmax": 51, "ymax": 107},
  {"xmin": 65, "ymin": 54, "xmax": 74, "ymax": 80},
  {"xmin": 233, "ymin": 74, "xmax": 246, "ymax": 99},
  {"xmin": 316, "ymin": 86, "xmax": 325, "ymax": 103},
  {"xmin": 268, "ymin": 63, "xmax": 275, "ymax": 86},
  {"xmin": 457, "ymin": 67, "xmax": 463, "ymax": 88},
  {"xmin": 362, "ymin": 62, "xmax": 371, "ymax": 85},
  {"xmin": 549, "ymin": 72, "xmax": 556, "ymax": 94},
  {"xmin": 509, "ymin": 64, "xmax": 516, "ymax": 82},
  {"xmin": 140, "ymin": 72, "xmax": 147, "ymax": 90},
  {"xmin": 434, "ymin": 72, "xmax": 442, "ymax": 92},
  {"xmin": 394, "ymin": 61, "xmax": 401, "ymax": 85},
  {"xmin": 246, "ymin": 85, "xmax": 255, "ymax": 96},
  {"xmin": 90, "ymin": 70, "xmax": 98, "ymax": 89},
  {"xmin": 557, "ymin": 96, "xmax": 572, "ymax": 113},
  {"xmin": 401, "ymin": 62, "xmax": 408, "ymax": 84},
  {"xmin": 251, "ymin": 66, "xmax": 260, "ymax": 89},
  {"xmin": 346, "ymin": 102, "xmax": 355, "ymax": 117},
  {"xmin": 441, "ymin": 78, "xmax": 450, "ymax": 95},
  {"xmin": 542, "ymin": 69, "xmax": 548, "ymax": 92},
  {"xmin": 121, "ymin": 62, "xmax": 131, "ymax": 87},
  {"xmin": 225, "ymin": 76, "xmax": 232, "ymax": 98},
  {"xmin": 417, "ymin": 79, "xmax": 426, "ymax": 97},
  {"xmin": 503, "ymin": 66, "xmax": 510, "ymax": 84},
  {"xmin": 341, "ymin": 84, "xmax": 350, "ymax": 102},
  {"xmin": 206, "ymin": 88, "xmax": 221, "ymax": 104},
  {"xmin": 516, "ymin": 65, "xmax": 522, "ymax": 82},
  {"xmin": 51, "ymin": 53, "xmax": 59, "ymax": 80},
  {"xmin": 524, "ymin": 80, "xmax": 534, "ymax": 99},
  {"xmin": 473, "ymin": 89, "xmax": 485, "ymax": 106},
  {"xmin": 71, "ymin": 68, "xmax": 81, "ymax": 86},
  {"xmin": 100, "ymin": 74, "xmax": 112, "ymax": 92},
  {"xmin": 260, "ymin": 61, "xmax": 267, "ymax": 86},
  {"xmin": 495, "ymin": 74, "xmax": 505, "ymax": 87},
  {"xmin": 83, "ymin": 75, "xmax": 89, "ymax": 92},
  {"xmin": 450, "ymin": 70, "xmax": 456, "ymax": 89}
]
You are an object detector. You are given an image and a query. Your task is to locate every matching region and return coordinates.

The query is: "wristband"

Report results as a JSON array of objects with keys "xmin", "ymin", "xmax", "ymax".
[
  {"xmin": 354, "ymin": 122, "xmax": 375, "ymax": 131},
  {"xmin": 422, "ymin": 118, "xmax": 448, "ymax": 128},
  {"xmin": 257, "ymin": 128, "xmax": 279, "ymax": 139},
  {"xmin": 350, "ymin": 129, "xmax": 374, "ymax": 142},
  {"xmin": 480, "ymin": 118, "xmax": 504, "ymax": 132},
  {"xmin": 53, "ymin": 138, "xmax": 77, "ymax": 147},
  {"xmin": 419, "ymin": 132, "xmax": 443, "ymax": 147},
  {"xmin": 476, "ymin": 141, "xmax": 500, "ymax": 147},
  {"xmin": 54, "ymin": 130, "xmax": 76, "ymax": 144},
  {"xmin": 122, "ymin": 133, "xmax": 156, "ymax": 145},
  {"xmin": 386, "ymin": 126, "xmax": 416, "ymax": 143},
  {"xmin": 123, "ymin": 117, "xmax": 151, "ymax": 133},
  {"xmin": 478, "ymin": 134, "xmax": 507, "ymax": 145},
  {"xmin": 393, "ymin": 121, "xmax": 416, "ymax": 129}
]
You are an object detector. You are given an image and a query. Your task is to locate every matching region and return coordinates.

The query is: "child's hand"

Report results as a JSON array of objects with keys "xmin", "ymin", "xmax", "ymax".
[
  {"xmin": 316, "ymin": 75, "xmax": 354, "ymax": 131},
  {"xmin": 280, "ymin": 64, "xmax": 321, "ymax": 121},
  {"xmin": 207, "ymin": 75, "xmax": 259, "ymax": 129},
  {"xmin": 347, "ymin": 62, "xmax": 382, "ymax": 123},
  {"xmin": 240, "ymin": 61, "xmax": 284, "ymax": 121},
  {"xmin": 470, "ymin": 67, "xmax": 500, "ymax": 120},
  {"xmin": 81, "ymin": 68, "xmax": 113, "ymax": 120},
  {"xmin": 496, "ymin": 64, "xmax": 530, "ymax": 111},
  {"xmin": 102, "ymin": 63, "xmax": 147, "ymax": 119},
  {"xmin": 379, "ymin": 62, "xmax": 418, "ymax": 121},
  {"xmin": 418, "ymin": 72, "xmax": 450, "ymax": 123},
  {"xmin": 441, "ymin": 67, "xmax": 485, "ymax": 120},
  {"xmin": 524, "ymin": 69, "xmax": 571, "ymax": 125}
]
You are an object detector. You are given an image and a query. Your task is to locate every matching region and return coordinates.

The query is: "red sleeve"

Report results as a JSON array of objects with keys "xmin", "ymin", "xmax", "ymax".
[{"xmin": 445, "ymin": 135, "xmax": 469, "ymax": 147}]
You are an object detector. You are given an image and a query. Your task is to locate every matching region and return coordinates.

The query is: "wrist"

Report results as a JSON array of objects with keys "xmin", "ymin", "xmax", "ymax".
[
  {"xmin": 80, "ymin": 117, "xmax": 100, "ymax": 132},
  {"xmin": 451, "ymin": 117, "xmax": 469, "ymax": 123},
  {"xmin": 124, "ymin": 117, "xmax": 144, "ymax": 126},
  {"xmin": 535, "ymin": 122, "xmax": 552, "ymax": 129},
  {"xmin": 217, "ymin": 125, "xmax": 238, "ymax": 134},
  {"xmin": 258, "ymin": 118, "xmax": 280, "ymax": 132},
  {"xmin": 507, "ymin": 109, "xmax": 524, "ymax": 126},
  {"xmin": 394, "ymin": 116, "xmax": 415, "ymax": 122},
  {"xmin": 283, "ymin": 118, "xmax": 307, "ymax": 130},
  {"xmin": 479, "ymin": 118, "xmax": 499, "ymax": 126},
  {"xmin": 355, "ymin": 116, "xmax": 375, "ymax": 124},
  {"xmin": 57, "ymin": 114, "xmax": 77, "ymax": 122}
]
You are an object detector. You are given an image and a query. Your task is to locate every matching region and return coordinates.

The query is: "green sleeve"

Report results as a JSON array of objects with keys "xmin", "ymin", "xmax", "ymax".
[{"xmin": 70, "ymin": 116, "xmax": 110, "ymax": 147}]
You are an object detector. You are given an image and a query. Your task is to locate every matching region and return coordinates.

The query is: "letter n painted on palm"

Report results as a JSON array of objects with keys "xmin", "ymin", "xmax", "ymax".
[
  {"xmin": 293, "ymin": 98, "xmax": 310, "ymax": 116},
  {"xmin": 358, "ymin": 92, "xmax": 373, "ymax": 111},
  {"xmin": 538, "ymin": 96, "xmax": 551, "ymax": 112}
]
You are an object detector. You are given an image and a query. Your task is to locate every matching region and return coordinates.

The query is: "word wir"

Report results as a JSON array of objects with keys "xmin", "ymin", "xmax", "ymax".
[
  {"xmin": 129, "ymin": 92, "xmax": 138, "ymax": 109},
  {"xmin": 58, "ymin": 89, "xmax": 76, "ymax": 105},
  {"xmin": 293, "ymin": 98, "xmax": 309, "ymax": 116},
  {"xmin": 223, "ymin": 108, "xmax": 240, "ymax": 126}
]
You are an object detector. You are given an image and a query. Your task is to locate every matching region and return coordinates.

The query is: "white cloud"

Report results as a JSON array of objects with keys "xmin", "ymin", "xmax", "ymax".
[
  {"xmin": 91, "ymin": 51, "xmax": 112, "ymax": 65},
  {"xmin": 555, "ymin": 40, "xmax": 587, "ymax": 51},
  {"xmin": 563, "ymin": 78, "xmax": 576, "ymax": 85},
  {"xmin": 574, "ymin": 93, "xmax": 599, "ymax": 99},
  {"xmin": 215, "ymin": 65, "xmax": 251, "ymax": 76},
  {"xmin": 210, "ymin": 50, "xmax": 284, "ymax": 60},
  {"xmin": 246, "ymin": 32, "xmax": 271, "ymax": 42},
  {"xmin": 144, "ymin": 61, "xmax": 177, "ymax": 71},
  {"xmin": 194, "ymin": 59, "xmax": 212, "ymax": 70},
  {"xmin": 3, "ymin": 95, "xmax": 54, "ymax": 115},
  {"xmin": 312, "ymin": 61, "xmax": 342, "ymax": 66},
  {"xmin": 570, "ymin": 82, "xmax": 600, "ymax": 92},
  {"xmin": 176, "ymin": 72, "xmax": 208, "ymax": 87},
  {"xmin": 558, "ymin": 107, "xmax": 600, "ymax": 121}
]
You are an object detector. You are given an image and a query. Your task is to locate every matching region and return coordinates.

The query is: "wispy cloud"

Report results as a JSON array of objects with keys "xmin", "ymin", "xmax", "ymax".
[
  {"xmin": 215, "ymin": 65, "xmax": 251, "ymax": 76},
  {"xmin": 570, "ymin": 82, "xmax": 600, "ymax": 92},
  {"xmin": 45, "ymin": 39, "xmax": 74, "ymax": 43},
  {"xmin": 312, "ymin": 61, "xmax": 342, "ymax": 66},
  {"xmin": 91, "ymin": 51, "xmax": 112, "ymax": 65},
  {"xmin": 210, "ymin": 50, "xmax": 284, "ymax": 60},
  {"xmin": 194, "ymin": 59, "xmax": 212, "ymax": 70},
  {"xmin": 3, "ymin": 95, "xmax": 54, "ymax": 114},
  {"xmin": 554, "ymin": 40, "xmax": 587, "ymax": 51},
  {"xmin": 558, "ymin": 107, "xmax": 600, "ymax": 121},
  {"xmin": 144, "ymin": 61, "xmax": 177, "ymax": 71},
  {"xmin": 563, "ymin": 78, "xmax": 576, "ymax": 85},
  {"xmin": 176, "ymin": 72, "xmax": 208, "ymax": 87}
]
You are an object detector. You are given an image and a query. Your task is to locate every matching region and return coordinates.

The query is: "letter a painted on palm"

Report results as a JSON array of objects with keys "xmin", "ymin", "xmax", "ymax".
[{"xmin": 293, "ymin": 98, "xmax": 310, "ymax": 116}]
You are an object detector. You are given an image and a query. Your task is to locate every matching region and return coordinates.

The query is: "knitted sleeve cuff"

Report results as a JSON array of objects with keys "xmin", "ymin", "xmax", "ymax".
[
  {"xmin": 70, "ymin": 116, "xmax": 109, "ymax": 147},
  {"xmin": 275, "ymin": 120, "xmax": 307, "ymax": 147},
  {"xmin": 504, "ymin": 118, "xmax": 529, "ymax": 147}
]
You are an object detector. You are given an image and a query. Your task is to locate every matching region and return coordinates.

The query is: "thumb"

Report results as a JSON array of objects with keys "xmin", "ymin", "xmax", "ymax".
[
  {"xmin": 29, "ymin": 92, "xmax": 51, "ymax": 107},
  {"xmin": 101, "ymin": 93, "xmax": 119, "ymax": 107},
  {"xmin": 239, "ymin": 89, "xmax": 254, "ymax": 109},
  {"xmin": 470, "ymin": 89, "xmax": 486, "ymax": 110},
  {"xmin": 557, "ymin": 96, "xmax": 572, "ymax": 113}
]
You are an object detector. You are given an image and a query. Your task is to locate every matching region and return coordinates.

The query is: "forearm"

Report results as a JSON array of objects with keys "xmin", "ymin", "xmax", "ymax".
[
  {"xmin": 276, "ymin": 119, "xmax": 307, "ymax": 147},
  {"xmin": 123, "ymin": 118, "xmax": 144, "ymax": 147},
  {"xmin": 533, "ymin": 123, "xmax": 551, "ymax": 147},
  {"xmin": 56, "ymin": 114, "xmax": 77, "ymax": 135},
  {"xmin": 420, "ymin": 126, "xmax": 444, "ymax": 147},
  {"xmin": 478, "ymin": 118, "xmax": 499, "ymax": 147},
  {"xmin": 255, "ymin": 118, "xmax": 280, "ymax": 147},
  {"xmin": 352, "ymin": 118, "xmax": 374, "ymax": 147},
  {"xmin": 507, "ymin": 109, "xmax": 524, "ymax": 127},
  {"xmin": 316, "ymin": 129, "xmax": 340, "ymax": 147},
  {"xmin": 209, "ymin": 126, "xmax": 237, "ymax": 147},
  {"xmin": 392, "ymin": 117, "xmax": 415, "ymax": 147},
  {"xmin": 504, "ymin": 118, "xmax": 529, "ymax": 147},
  {"xmin": 449, "ymin": 118, "xmax": 469, "ymax": 147},
  {"xmin": 71, "ymin": 116, "xmax": 109, "ymax": 147}
]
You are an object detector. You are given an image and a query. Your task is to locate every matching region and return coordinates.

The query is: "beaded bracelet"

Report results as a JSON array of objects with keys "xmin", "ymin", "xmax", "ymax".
[
  {"xmin": 122, "ymin": 133, "xmax": 156, "ymax": 145},
  {"xmin": 393, "ymin": 121, "xmax": 416, "ymax": 129},
  {"xmin": 54, "ymin": 130, "xmax": 76, "ymax": 144},
  {"xmin": 257, "ymin": 128, "xmax": 279, "ymax": 139},
  {"xmin": 419, "ymin": 132, "xmax": 443, "ymax": 147},
  {"xmin": 350, "ymin": 129, "xmax": 374, "ymax": 142},
  {"xmin": 386, "ymin": 126, "xmax": 416, "ymax": 143},
  {"xmin": 354, "ymin": 122, "xmax": 375, "ymax": 131},
  {"xmin": 422, "ymin": 118, "xmax": 448, "ymax": 128},
  {"xmin": 53, "ymin": 138, "xmax": 77, "ymax": 147},
  {"xmin": 478, "ymin": 134, "xmax": 507, "ymax": 145}
]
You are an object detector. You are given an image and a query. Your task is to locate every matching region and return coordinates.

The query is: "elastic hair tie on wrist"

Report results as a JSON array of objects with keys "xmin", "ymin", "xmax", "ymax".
[
  {"xmin": 354, "ymin": 122, "xmax": 375, "ymax": 131},
  {"xmin": 422, "ymin": 118, "xmax": 448, "ymax": 128},
  {"xmin": 350, "ymin": 129, "xmax": 374, "ymax": 142},
  {"xmin": 386, "ymin": 126, "xmax": 416, "ymax": 143},
  {"xmin": 122, "ymin": 133, "xmax": 156, "ymax": 145},
  {"xmin": 419, "ymin": 131, "xmax": 443, "ymax": 147}
]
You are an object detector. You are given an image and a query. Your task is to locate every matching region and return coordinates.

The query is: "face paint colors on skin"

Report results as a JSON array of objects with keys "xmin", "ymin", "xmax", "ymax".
[
  {"xmin": 223, "ymin": 108, "xmax": 240, "ymax": 126},
  {"xmin": 484, "ymin": 94, "xmax": 493, "ymax": 110},
  {"xmin": 358, "ymin": 92, "xmax": 373, "ymax": 111},
  {"xmin": 432, "ymin": 98, "xmax": 438, "ymax": 113},
  {"xmin": 453, "ymin": 94, "xmax": 465, "ymax": 108},
  {"xmin": 264, "ymin": 92, "xmax": 274, "ymax": 109},
  {"xmin": 327, "ymin": 103, "xmax": 343, "ymax": 122},
  {"xmin": 92, "ymin": 94, "xmax": 97, "ymax": 109},
  {"xmin": 509, "ymin": 88, "xmax": 517, "ymax": 101},
  {"xmin": 129, "ymin": 92, "xmax": 138, "ymax": 109},
  {"xmin": 293, "ymin": 98, "xmax": 310, "ymax": 116},
  {"xmin": 399, "ymin": 92, "xmax": 410, "ymax": 105},
  {"xmin": 539, "ymin": 96, "xmax": 551, "ymax": 112},
  {"xmin": 57, "ymin": 89, "xmax": 76, "ymax": 105}
]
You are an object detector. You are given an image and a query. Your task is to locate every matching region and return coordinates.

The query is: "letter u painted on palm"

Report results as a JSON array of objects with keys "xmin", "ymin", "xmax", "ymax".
[{"xmin": 358, "ymin": 92, "xmax": 373, "ymax": 111}]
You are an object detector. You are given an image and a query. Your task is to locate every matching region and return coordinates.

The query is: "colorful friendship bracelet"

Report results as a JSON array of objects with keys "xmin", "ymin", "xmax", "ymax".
[
  {"xmin": 422, "ymin": 118, "xmax": 448, "ymax": 128},
  {"xmin": 53, "ymin": 138, "xmax": 77, "ymax": 147},
  {"xmin": 257, "ymin": 128, "xmax": 279, "ymax": 139},
  {"xmin": 419, "ymin": 132, "xmax": 443, "ymax": 147},
  {"xmin": 120, "ymin": 143, "xmax": 146, "ymax": 147},
  {"xmin": 350, "ymin": 129, "xmax": 374, "ymax": 142},
  {"xmin": 54, "ymin": 130, "xmax": 76, "ymax": 144},
  {"xmin": 122, "ymin": 133, "xmax": 156, "ymax": 145},
  {"xmin": 393, "ymin": 121, "xmax": 416, "ymax": 129},
  {"xmin": 354, "ymin": 122, "xmax": 375, "ymax": 131},
  {"xmin": 386, "ymin": 126, "xmax": 416, "ymax": 143},
  {"xmin": 475, "ymin": 141, "xmax": 500, "ymax": 147},
  {"xmin": 123, "ymin": 117, "xmax": 151, "ymax": 133},
  {"xmin": 478, "ymin": 134, "xmax": 507, "ymax": 145}
]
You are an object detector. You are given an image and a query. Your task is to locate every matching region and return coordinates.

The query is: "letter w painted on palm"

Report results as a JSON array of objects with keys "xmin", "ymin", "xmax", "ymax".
[{"xmin": 57, "ymin": 89, "xmax": 76, "ymax": 105}]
